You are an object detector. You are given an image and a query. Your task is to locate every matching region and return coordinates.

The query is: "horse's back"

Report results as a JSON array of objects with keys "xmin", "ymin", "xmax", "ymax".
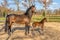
[
  {"xmin": 6, "ymin": 14, "xmax": 30, "ymax": 24},
  {"xmin": 6, "ymin": 14, "xmax": 26, "ymax": 19}
]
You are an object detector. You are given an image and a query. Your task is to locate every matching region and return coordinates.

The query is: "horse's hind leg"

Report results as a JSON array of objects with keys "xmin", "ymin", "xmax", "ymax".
[
  {"xmin": 8, "ymin": 25, "xmax": 11, "ymax": 32},
  {"xmin": 7, "ymin": 22, "xmax": 13, "ymax": 35},
  {"xmin": 5, "ymin": 20, "xmax": 8, "ymax": 32},
  {"xmin": 5, "ymin": 22, "xmax": 10, "ymax": 32},
  {"xmin": 7, "ymin": 24, "xmax": 12, "ymax": 35},
  {"xmin": 5, "ymin": 24, "xmax": 8, "ymax": 32}
]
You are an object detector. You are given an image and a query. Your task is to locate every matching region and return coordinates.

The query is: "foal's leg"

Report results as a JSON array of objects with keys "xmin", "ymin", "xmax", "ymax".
[
  {"xmin": 41, "ymin": 25, "xmax": 44, "ymax": 35},
  {"xmin": 41, "ymin": 24, "xmax": 44, "ymax": 31},
  {"xmin": 38, "ymin": 26, "xmax": 41, "ymax": 34}
]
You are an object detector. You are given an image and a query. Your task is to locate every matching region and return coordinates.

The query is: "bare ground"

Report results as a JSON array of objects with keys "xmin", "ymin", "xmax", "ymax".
[{"xmin": 0, "ymin": 22, "xmax": 60, "ymax": 40}]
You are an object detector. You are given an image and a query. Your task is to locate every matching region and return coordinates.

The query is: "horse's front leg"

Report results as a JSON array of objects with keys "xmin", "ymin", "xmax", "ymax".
[{"xmin": 25, "ymin": 23, "xmax": 30, "ymax": 35}]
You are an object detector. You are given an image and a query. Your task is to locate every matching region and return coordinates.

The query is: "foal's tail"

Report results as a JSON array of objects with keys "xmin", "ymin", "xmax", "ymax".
[{"xmin": 5, "ymin": 15, "xmax": 9, "ymax": 32}]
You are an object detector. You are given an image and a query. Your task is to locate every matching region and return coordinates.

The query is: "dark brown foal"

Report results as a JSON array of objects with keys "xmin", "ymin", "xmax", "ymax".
[{"xmin": 32, "ymin": 18, "xmax": 47, "ymax": 34}]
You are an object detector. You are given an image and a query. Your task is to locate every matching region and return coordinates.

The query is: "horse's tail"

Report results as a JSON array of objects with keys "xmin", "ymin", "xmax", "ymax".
[{"xmin": 5, "ymin": 15, "xmax": 9, "ymax": 32}]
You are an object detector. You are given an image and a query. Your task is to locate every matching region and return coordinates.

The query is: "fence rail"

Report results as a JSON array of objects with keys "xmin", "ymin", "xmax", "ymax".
[{"xmin": 0, "ymin": 15, "xmax": 60, "ymax": 23}]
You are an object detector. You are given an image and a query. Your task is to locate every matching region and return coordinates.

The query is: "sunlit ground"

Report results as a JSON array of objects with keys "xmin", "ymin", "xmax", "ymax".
[{"xmin": 0, "ymin": 22, "xmax": 60, "ymax": 40}]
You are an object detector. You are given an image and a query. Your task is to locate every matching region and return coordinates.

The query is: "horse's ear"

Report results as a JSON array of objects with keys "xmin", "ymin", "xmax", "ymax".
[{"xmin": 32, "ymin": 4, "xmax": 35, "ymax": 7}]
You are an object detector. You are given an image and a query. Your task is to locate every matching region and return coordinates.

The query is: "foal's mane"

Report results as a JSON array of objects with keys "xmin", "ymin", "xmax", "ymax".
[{"xmin": 40, "ymin": 18, "xmax": 46, "ymax": 23}]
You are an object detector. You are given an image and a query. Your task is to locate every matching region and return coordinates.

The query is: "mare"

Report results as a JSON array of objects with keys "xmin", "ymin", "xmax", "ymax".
[{"xmin": 5, "ymin": 5, "xmax": 36, "ymax": 35}]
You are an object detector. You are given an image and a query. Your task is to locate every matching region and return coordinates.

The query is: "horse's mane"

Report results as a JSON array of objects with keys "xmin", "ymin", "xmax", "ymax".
[
  {"xmin": 24, "ymin": 7, "xmax": 31, "ymax": 15},
  {"xmin": 24, "ymin": 5, "xmax": 35, "ymax": 15}
]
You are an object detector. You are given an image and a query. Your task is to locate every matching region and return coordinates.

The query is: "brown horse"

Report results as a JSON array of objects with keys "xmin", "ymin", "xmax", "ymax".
[
  {"xmin": 5, "ymin": 5, "xmax": 36, "ymax": 35},
  {"xmin": 32, "ymin": 18, "xmax": 47, "ymax": 34}
]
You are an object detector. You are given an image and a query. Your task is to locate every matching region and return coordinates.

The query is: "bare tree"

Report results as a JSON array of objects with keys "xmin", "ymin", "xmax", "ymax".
[
  {"xmin": 1, "ymin": 0, "xmax": 8, "ymax": 7},
  {"xmin": 38, "ymin": 0, "xmax": 53, "ymax": 17},
  {"xmin": 1, "ymin": 0, "xmax": 8, "ymax": 17},
  {"xmin": 13, "ymin": 0, "xmax": 20, "ymax": 11},
  {"xmin": 22, "ymin": 1, "xmax": 29, "ymax": 8},
  {"xmin": 22, "ymin": 0, "xmax": 36, "ymax": 8}
]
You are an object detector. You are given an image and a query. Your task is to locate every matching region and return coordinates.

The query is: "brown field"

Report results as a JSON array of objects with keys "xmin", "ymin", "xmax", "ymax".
[{"xmin": 0, "ymin": 22, "xmax": 60, "ymax": 40}]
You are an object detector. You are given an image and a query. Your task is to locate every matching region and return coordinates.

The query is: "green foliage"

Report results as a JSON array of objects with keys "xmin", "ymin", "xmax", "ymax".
[
  {"xmin": 3, "ymin": 12, "xmax": 6, "ymax": 17},
  {"xmin": 0, "ymin": 17, "xmax": 5, "ymax": 20},
  {"xmin": 42, "ymin": 11, "xmax": 45, "ymax": 17}
]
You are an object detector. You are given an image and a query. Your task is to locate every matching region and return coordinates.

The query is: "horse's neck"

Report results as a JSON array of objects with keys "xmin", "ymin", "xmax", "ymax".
[{"xmin": 25, "ymin": 10, "xmax": 33, "ymax": 19}]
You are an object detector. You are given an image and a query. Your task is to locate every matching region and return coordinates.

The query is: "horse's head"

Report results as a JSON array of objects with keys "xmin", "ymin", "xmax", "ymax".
[
  {"xmin": 25, "ymin": 5, "xmax": 36, "ymax": 18},
  {"xmin": 30, "ymin": 5, "xmax": 36, "ymax": 13}
]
